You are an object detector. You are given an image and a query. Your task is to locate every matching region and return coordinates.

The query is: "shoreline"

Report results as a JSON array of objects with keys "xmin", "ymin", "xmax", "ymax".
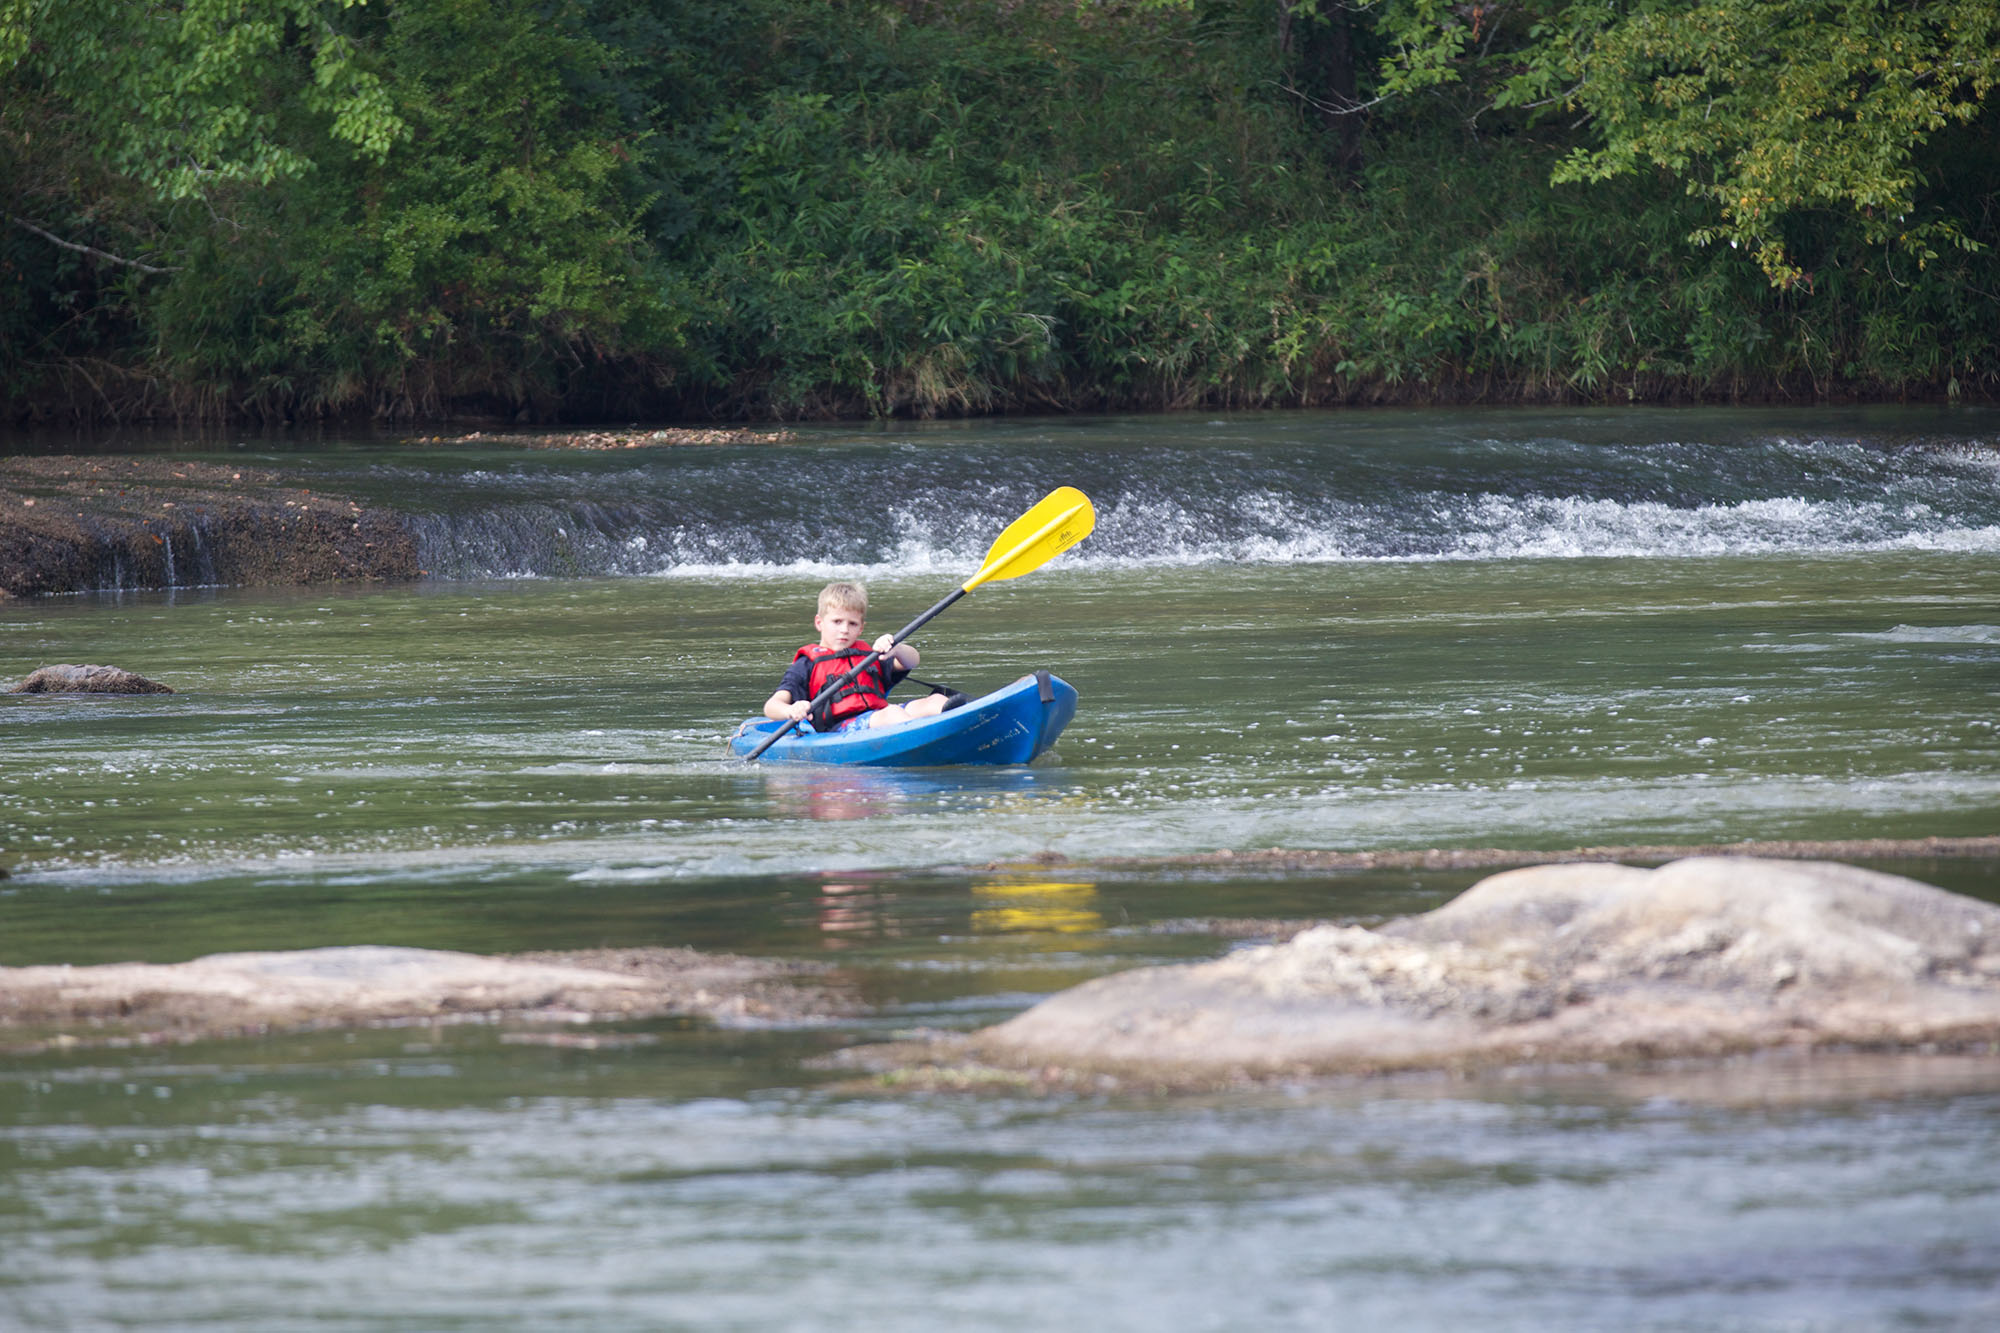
[
  {"xmin": 8, "ymin": 392, "xmax": 1998, "ymax": 441},
  {"xmin": 9, "ymin": 378, "xmax": 1993, "ymax": 432}
]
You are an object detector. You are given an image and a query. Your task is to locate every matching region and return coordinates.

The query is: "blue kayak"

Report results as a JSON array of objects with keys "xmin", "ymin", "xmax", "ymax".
[{"xmin": 730, "ymin": 671, "xmax": 1077, "ymax": 766}]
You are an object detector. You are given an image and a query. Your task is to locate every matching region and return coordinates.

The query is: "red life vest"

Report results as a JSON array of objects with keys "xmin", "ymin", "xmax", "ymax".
[{"xmin": 794, "ymin": 642, "xmax": 893, "ymax": 727}]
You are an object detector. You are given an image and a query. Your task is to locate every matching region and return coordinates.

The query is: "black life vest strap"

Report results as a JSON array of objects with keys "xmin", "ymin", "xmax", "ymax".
[{"xmin": 905, "ymin": 673, "xmax": 971, "ymax": 712}]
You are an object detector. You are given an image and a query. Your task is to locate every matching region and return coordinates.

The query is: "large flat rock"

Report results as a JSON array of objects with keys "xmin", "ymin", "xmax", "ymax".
[
  {"xmin": 967, "ymin": 857, "xmax": 2000, "ymax": 1083},
  {"xmin": 0, "ymin": 945, "xmax": 848, "ymax": 1050}
]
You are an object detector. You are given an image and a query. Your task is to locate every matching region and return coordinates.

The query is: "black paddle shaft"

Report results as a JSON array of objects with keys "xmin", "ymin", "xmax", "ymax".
[{"xmin": 742, "ymin": 588, "xmax": 967, "ymax": 761}]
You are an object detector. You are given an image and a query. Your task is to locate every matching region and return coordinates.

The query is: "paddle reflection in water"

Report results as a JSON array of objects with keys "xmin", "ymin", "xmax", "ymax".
[
  {"xmin": 779, "ymin": 872, "xmax": 1114, "ymax": 961},
  {"xmin": 970, "ymin": 880, "xmax": 1105, "ymax": 935}
]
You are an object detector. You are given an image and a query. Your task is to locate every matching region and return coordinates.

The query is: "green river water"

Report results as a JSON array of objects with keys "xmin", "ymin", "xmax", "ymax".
[{"xmin": 3, "ymin": 408, "xmax": 1999, "ymax": 1329}]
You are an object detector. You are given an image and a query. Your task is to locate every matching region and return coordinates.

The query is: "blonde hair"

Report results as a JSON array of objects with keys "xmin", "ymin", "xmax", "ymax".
[{"xmin": 817, "ymin": 581, "xmax": 868, "ymax": 616}]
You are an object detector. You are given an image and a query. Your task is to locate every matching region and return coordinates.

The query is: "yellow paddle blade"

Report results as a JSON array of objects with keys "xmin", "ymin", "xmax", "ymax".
[{"xmin": 961, "ymin": 486, "xmax": 1096, "ymax": 592}]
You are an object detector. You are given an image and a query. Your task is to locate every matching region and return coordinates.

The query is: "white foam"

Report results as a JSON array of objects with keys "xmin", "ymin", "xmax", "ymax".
[
  {"xmin": 1928, "ymin": 443, "xmax": 2000, "ymax": 471},
  {"xmin": 408, "ymin": 450, "xmax": 2000, "ymax": 579},
  {"xmin": 1841, "ymin": 624, "xmax": 2000, "ymax": 644},
  {"xmin": 623, "ymin": 495, "xmax": 2000, "ymax": 578}
]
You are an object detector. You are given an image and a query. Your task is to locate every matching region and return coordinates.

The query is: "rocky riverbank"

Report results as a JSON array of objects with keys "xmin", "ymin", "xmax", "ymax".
[{"xmin": 0, "ymin": 456, "xmax": 418, "ymax": 597}]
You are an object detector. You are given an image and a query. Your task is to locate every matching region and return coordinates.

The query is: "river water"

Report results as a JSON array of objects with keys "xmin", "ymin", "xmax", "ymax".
[{"xmin": 4, "ymin": 407, "xmax": 2000, "ymax": 1328}]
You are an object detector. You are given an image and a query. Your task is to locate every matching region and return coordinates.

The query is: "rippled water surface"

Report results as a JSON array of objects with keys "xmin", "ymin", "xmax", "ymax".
[{"xmin": 4, "ymin": 407, "xmax": 2000, "ymax": 1328}]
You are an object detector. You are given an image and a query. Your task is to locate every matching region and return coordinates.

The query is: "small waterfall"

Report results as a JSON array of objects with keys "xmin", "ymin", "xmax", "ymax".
[
  {"xmin": 326, "ymin": 424, "xmax": 2000, "ymax": 583},
  {"xmin": 399, "ymin": 435, "xmax": 2000, "ymax": 579},
  {"xmin": 186, "ymin": 519, "xmax": 212, "ymax": 586}
]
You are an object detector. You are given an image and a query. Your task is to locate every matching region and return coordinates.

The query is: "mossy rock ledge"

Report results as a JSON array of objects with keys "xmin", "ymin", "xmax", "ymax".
[
  {"xmin": 862, "ymin": 858, "xmax": 2000, "ymax": 1090},
  {"xmin": 0, "ymin": 457, "xmax": 418, "ymax": 597}
]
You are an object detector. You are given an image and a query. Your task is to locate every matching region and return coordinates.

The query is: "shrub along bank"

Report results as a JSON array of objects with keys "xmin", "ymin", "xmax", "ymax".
[{"xmin": 3, "ymin": 0, "xmax": 1996, "ymax": 424}]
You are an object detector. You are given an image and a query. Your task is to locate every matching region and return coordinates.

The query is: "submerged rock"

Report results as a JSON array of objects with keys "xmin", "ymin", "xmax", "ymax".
[
  {"xmin": 8, "ymin": 663, "xmax": 173, "ymax": 694},
  {"xmin": 956, "ymin": 858, "xmax": 2000, "ymax": 1085},
  {"xmin": 0, "ymin": 945, "xmax": 853, "ymax": 1051}
]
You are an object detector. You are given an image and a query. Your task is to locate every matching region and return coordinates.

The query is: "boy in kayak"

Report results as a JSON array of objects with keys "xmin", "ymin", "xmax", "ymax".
[{"xmin": 763, "ymin": 581, "xmax": 953, "ymax": 732}]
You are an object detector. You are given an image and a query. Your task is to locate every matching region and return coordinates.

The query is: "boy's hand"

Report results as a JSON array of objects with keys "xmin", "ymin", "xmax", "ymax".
[
  {"xmin": 872, "ymin": 633, "xmax": 897, "ymax": 655},
  {"xmin": 786, "ymin": 700, "xmax": 812, "ymax": 721}
]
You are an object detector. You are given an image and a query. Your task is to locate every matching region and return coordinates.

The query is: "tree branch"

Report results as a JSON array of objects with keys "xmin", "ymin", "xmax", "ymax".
[
  {"xmin": 1267, "ymin": 79, "xmax": 1391, "ymax": 118},
  {"xmin": 6, "ymin": 215, "xmax": 178, "ymax": 275}
]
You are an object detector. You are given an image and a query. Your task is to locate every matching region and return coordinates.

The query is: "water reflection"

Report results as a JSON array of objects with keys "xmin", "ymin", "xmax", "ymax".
[
  {"xmin": 753, "ymin": 763, "xmax": 1070, "ymax": 823},
  {"xmin": 812, "ymin": 875, "xmax": 906, "ymax": 949},
  {"xmin": 783, "ymin": 873, "xmax": 1109, "ymax": 950},
  {"xmin": 970, "ymin": 880, "xmax": 1104, "ymax": 935}
]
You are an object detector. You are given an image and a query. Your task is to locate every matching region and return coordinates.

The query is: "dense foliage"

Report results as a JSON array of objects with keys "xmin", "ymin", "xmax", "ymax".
[{"xmin": 3, "ymin": 0, "xmax": 1996, "ymax": 423}]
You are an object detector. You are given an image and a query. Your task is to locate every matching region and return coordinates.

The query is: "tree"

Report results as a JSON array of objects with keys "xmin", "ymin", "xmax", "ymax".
[
  {"xmin": 1375, "ymin": 0, "xmax": 2000, "ymax": 284},
  {"xmin": 0, "ymin": 0, "xmax": 402, "ymax": 204},
  {"xmin": 1, "ymin": 0, "xmax": 671, "ymax": 419}
]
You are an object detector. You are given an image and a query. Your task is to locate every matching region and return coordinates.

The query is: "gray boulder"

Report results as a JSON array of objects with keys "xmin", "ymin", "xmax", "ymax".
[
  {"xmin": 971, "ymin": 857, "xmax": 2000, "ymax": 1082},
  {"xmin": 8, "ymin": 664, "xmax": 173, "ymax": 694},
  {"xmin": 0, "ymin": 945, "xmax": 851, "ymax": 1051}
]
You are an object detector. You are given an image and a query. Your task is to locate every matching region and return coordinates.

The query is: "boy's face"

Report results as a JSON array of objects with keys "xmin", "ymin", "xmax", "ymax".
[{"xmin": 814, "ymin": 604, "xmax": 866, "ymax": 650}]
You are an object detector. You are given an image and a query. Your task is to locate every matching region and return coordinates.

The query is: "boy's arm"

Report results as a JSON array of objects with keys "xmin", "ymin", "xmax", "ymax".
[
  {"xmin": 766, "ymin": 655, "xmax": 815, "ymax": 721},
  {"xmin": 764, "ymin": 689, "xmax": 810, "ymax": 722},
  {"xmin": 874, "ymin": 634, "xmax": 919, "ymax": 670}
]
